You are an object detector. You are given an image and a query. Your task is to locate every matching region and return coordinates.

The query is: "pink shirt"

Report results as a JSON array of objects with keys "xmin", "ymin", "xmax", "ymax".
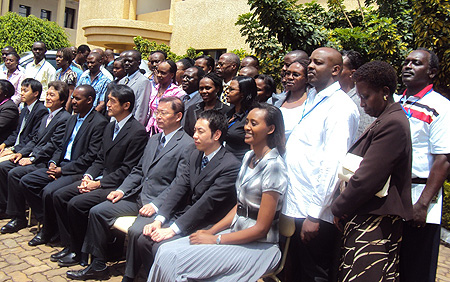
[
  {"xmin": 145, "ymin": 83, "xmax": 185, "ymax": 135},
  {"xmin": 0, "ymin": 68, "xmax": 25, "ymax": 105}
]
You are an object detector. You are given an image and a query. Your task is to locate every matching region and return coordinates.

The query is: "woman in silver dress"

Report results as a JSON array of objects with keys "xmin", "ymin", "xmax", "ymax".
[{"xmin": 148, "ymin": 103, "xmax": 288, "ymax": 282}]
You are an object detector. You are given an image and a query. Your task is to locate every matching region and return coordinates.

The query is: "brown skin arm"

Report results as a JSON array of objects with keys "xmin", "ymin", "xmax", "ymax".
[{"xmin": 413, "ymin": 154, "xmax": 450, "ymax": 226}]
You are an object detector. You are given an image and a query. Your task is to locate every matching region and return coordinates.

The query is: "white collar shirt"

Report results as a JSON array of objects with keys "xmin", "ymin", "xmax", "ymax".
[{"xmin": 24, "ymin": 59, "xmax": 56, "ymax": 101}]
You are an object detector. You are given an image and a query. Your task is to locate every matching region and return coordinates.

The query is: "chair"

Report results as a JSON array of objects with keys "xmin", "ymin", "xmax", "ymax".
[
  {"xmin": 112, "ymin": 216, "xmax": 137, "ymax": 233},
  {"xmin": 261, "ymin": 214, "xmax": 296, "ymax": 282}
]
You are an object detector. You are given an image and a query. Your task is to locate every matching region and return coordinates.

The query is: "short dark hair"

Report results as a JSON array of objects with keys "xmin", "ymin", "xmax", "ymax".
[
  {"xmin": 341, "ymin": 50, "xmax": 365, "ymax": 70},
  {"xmin": 190, "ymin": 66, "xmax": 206, "ymax": 80},
  {"xmin": 159, "ymin": 96, "xmax": 184, "ymax": 119},
  {"xmin": 198, "ymin": 109, "xmax": 228, "ymax": 143},
  {"xmin": 232, "ymin": 76, "xmax": 257, "ymax": 112},
  {"xmin": 201, "ymin": 72, "xmax": 223, "ymax": 98},
  {"xmin": 58, "ymin": 47, "xmax": 73, "ymax": 64},
  {"xmin": 114, "ymin": 56, "xmax": 125, "ymax": 65},
  {"xmin": 195, "ymin": 55, "xmax": 215, "ymax": 71},
  {"xmin": 22, "ymin": 78, "xmax": 42, "ymax": 95},
  {"xmin": 77, "ymin": 44, "xmax": 91, "ymax": 54},
  {"xmin": 177, "ymin": 58, "xmax": 194, "ymax": 70},
  {"xmin": 151, "ymin": 50, "xmax": 167, "ymax": 59},
  {"xmin": 2, "ymin": 46, "xmax": 16, "ymax": 53},
  {"xmin": 251, "ymin": 103, "xmax": 286, "ymax": 155},
  {"xmin": 6, "ymin": 52, "xmax": 20, "ymax": 62},
  {"xmin": 417, "ymin": 47, "xmax": 439, "ymax": 70},
  {"xmin": 108, "ymin": 84, "xmax": 135, "ymax": 112},
  {"xmin": 254, "ymin": 74, "xmax": 276, "ymax": 95},
  {"xmin": 48, "ymin": 81, "xmax": 69, "ymax": 106},
  {"xmin": 34, "ymin": 41, "xmax": 47, "ymax": 50},
  {"xmin": 0, "ymin": 79, "xmax": 15, "ymax": 98},
  {"xmin": 352, "ymin": 61, "xmax": 397, "ymax": 95},
  {"xmin": 76, "ymin": 84, "xmax": 96, "ymax": 101}
]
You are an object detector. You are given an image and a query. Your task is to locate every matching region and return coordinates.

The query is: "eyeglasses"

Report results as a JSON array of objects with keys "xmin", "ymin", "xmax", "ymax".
[
  {"xmin": 284, "ymin": 71, "xmax": 303, "ymax": 78},
  {"xmin": 155, "ymin": 110, "xmax": 174, "ymax": 117}
]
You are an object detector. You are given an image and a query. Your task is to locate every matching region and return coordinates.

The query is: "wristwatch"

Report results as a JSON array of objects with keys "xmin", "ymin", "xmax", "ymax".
[
  {"xmin": 29, "ymin": 156, "xmax": 36, "ymax": 163},
  {"xmin": 216, "ymin": 235, "xmax": 222, "ymax": 245}
]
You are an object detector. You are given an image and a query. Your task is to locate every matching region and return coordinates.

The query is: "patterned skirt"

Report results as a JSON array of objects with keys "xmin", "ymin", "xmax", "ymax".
[{"xmin": 338, "ymin": 214, "xmax": 403, "ymax": 282}]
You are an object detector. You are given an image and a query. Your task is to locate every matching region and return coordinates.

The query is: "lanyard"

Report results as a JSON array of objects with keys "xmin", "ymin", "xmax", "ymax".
[
  {"xmin": 400, "ymin": 88, "xmax": 433, "ymax": 119},
  {"xmin": 58, "ymin": 67, "xmax": 69, "ymax": 80},
  {"xmin": 297, "ymin": 96, "xmax": 327, "ymax": 124},
  {"xmin": 33, "ymin": 62, "xmax": 45, "ymax": 79}
]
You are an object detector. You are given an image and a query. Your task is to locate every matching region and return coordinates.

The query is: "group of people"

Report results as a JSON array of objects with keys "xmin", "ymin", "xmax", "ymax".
[{"xmin": 0, "ymin": 41, "xmax": 448, "ymax": 282}]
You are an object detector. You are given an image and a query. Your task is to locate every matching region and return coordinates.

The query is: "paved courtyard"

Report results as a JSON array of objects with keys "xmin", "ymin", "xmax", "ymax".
[{"xmin": 1, "ymin": 217, "xmax": 450, "ymax": 281}]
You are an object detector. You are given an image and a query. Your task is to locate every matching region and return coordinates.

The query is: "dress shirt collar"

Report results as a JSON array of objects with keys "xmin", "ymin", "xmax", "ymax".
[
  {"xmin": 26, "ymin": 99, "xmax": 38, "ymax": 112},
  {"xmin": 49, "ymin": 107, "xmax": 63, "ymax": 116},
  {"xmin": 31, "ymin": 58, "xmax": 46, "ymax": 67},
  {"xmin": 186, "ymin": 90, "xmax": 199, "ymax": 99},
  {"xmin": 309, "ymin": 81, "xmax": 342, "ymax": 100},
  {"xmin": 77, "ymin": 107, "xmax": 94, "ymax": 122},
  {"xmin": 115, "ymin": 113, "xmax": 133, "ymax": 132},
  {"xmin": 161, "ymin": 126, "xmax": 182, "ymax": 147},
  {"xmin": 127, "ymin": 69, "xmax": 139, "ymax": 80},
  {"xmin": 203, "ymin": 145, "xmax": 221, "ymax": 162}
]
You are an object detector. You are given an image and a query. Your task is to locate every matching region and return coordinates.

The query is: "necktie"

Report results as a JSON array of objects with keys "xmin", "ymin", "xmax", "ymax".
[
  {"xmin": 15, "ymin": 106, "xmax": 29, "ymax": 145},
  {"xmin": 46, "ymin": 113, "xmax": 53, "ymax": 127},
  {"xmin": 220, "ymin": 84, "xmax": 229, "ymax": 104},
  {"xmin": 124, "ymin": 77, "xmax": 130, "ymax": 85},
  {"xmin": 155, "ymin": 136, "xmax": 165, "ymax": 156},
  {"xmin": 113, "ymin": 123, "xmax": 120, "ymax": 140},
  {"xmin": 201, "ymin": 156, "xmax": 209, "ymax": 170}
]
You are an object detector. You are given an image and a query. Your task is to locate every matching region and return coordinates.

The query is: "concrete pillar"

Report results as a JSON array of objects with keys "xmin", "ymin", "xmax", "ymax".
[
  {"xmin": 128, "ymin": 0, "xmax": 137, "ymax": 20},
  {"xmin": 56, "ymin": 0, "xmax": 66, "ymax": 27},
  {"xmin": 1, "ymin": 0, "xmax": 11, "ymax": 16}
]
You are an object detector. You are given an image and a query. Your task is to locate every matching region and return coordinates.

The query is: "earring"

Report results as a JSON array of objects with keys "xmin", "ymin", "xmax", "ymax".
[{"xmin": 383, "ymin": 96, "xmax": 388, "ymax": 101}]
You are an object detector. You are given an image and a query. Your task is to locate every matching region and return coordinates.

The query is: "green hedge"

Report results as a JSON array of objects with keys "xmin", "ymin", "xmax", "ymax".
[{"xmin": 442, "ymin": 181, "xmax": 450, "ymax": 229}]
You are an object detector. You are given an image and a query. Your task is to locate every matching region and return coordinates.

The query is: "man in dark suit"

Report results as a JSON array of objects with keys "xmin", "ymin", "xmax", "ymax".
[
  {"xmin": 66, "ymin": 97, "xmax": 194, "ymax": 281},
  {"xmin": 0, "ymin": 78, "xmax": 48, "ymax": 162},
  {"xmin": 181, "ymin": 66, "xmax": 204, "ymax": 126},
  {"xmin": 0, "ymin": 81, "xmax": 70, "ymax": 222},
  {"xmin": 1, "ymin": 85, "xmax": 108, "ymax": 234},
  {"xmin": 46, "ymin": 85, "xmax": 148, "ymax": 267},
  {"xmin": 118, "ymin": 50, "xmax": 151, "ymax": 126}
]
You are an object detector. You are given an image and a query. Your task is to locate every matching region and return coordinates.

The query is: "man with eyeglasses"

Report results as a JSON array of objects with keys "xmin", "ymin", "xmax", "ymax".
[
  {"xmin": 180, "ymin": 66, "xmax": 205, "ymax": 125},
  {"xmin": 215, "ymin": 53, "xmax": 240, "ymax": 104},
  {"xmin": 24, "ymin": 41, "xmax": 56, "ymax": 101}
]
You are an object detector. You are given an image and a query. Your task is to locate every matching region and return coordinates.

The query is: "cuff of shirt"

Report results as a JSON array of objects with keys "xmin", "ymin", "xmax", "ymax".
[
  {"xmin": 149, "ymin": 203, "xmax": 159, "ymax": 213},
  {"xmin": 170, "ymin": 223, "xmax": 181, "ymax": 235},
  {"xmin": 155, "ymin": 215, "xmax": 166, "ymax": 225},
  {"xmin": 307, "ymin": 203, "xmax": 323, "ymax": 220},
  {"xmin": 116, "ymin": 189, "xmax": 125, "ymax": 195},
  {"xmin": 84, "ymin": 174, "xmax": 93, "ymax": 180},
  {"xmin": 48, "ymin": 160, "xmax": 57, "ymax": 167}
]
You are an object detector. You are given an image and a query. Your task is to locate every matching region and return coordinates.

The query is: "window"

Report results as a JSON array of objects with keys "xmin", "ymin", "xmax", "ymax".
[
  {"xmin": 64, "ymin": 8, "xmax": 75, "ymax": 29},
  {"xmin": 18, "ymin": 5, "xmax": 30, "ymax": 17},
  {"xmin": 40, "ymin": 9, "xmax": 51, "ymax": 20}
]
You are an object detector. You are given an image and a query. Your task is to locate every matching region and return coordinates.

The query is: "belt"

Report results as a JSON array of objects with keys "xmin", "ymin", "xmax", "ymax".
[
  {"xmin": 412, "ymin": 178, "xmax": 427, "ymax": 184},
  {"xmin": 236, "ymin": 203, "xmax": 279, "ymax": 220}
]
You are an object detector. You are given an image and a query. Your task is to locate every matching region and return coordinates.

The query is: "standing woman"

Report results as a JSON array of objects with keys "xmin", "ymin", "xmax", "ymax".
[
  {"xmin": 148, "ymin": 103, "xmax": 288, "ymax": 282},
  {"xmin": 146, "ymin": 60, "xmax": 185, "ymax": 135},
  {"xmin": 55, "ymin": 47, "xmax": 77, "ymax": 110},
  {"xmin": 279, "ymin": 59, "xmax": 309, "ymax": 139},
  {"xmin": 331, "ymin": 61, "xmax": 413, "ymax": 281},
  {"xmin": 225, "ymin": 76, "xmax": 257, "ymax": 160},
  {"xmin": 254, "ymin": 74, "xmax": 276, "ymax": 102},
  {"xmin": 111, "ymin": 57, "xmax": 126, "ymax": 83},
  {"xmin": 184, "ymin": 72, "xmax": 231, "ymax": 136},
  {"xmin": 0, "ymin": 53, "xmax": 25, "ymax": 105},
  {"xmin": 0, "ymin": 80, "xmax": 19, "ymax": 143}
]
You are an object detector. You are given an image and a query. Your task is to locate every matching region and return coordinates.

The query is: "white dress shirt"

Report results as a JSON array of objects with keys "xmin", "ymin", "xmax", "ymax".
[{"xmin": 25, "ymin": 59, "xmax": 56, "ymax": 101}]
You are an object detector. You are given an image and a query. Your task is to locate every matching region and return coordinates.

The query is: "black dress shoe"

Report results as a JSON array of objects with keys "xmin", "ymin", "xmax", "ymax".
[
  {"xmin": 58, "ymin": 252, "xmax": 81, "ymax": 267},
  {"xmin": 0, "ymin": 218, "xmax": 27, "ymax": 234},
  {"xmin": 51, "ymin": 247, "xmax": 70, "ymax": 262},
  {"xmin": 28, "ymin": 230, "xmax": 49, "ymax": 246},
  {"xmin": 66, "ymin": 264, "xmax": 110, "ymax": 280}
]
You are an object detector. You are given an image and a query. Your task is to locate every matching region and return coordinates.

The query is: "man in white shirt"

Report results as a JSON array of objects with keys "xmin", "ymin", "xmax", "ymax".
[
  {"xmin": 397, "ymin": 48, "xmax": 450, "ymax": 282},
  {"xmin": 24, "ymin": 42, "xmax": 56, "ymax": 101},
  {"xmin": 282, "ymin": 47, "xmax": 359, "ymax": 281}
]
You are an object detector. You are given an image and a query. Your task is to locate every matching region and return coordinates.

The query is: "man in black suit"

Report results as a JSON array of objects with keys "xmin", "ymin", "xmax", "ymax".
[
  {"xmin": 66, "ymin": 97, "xmax": 194, "ymax": 281},
  {"xmin": 181, "ymin": 66, "xmax": 204, "ymax": 126},
  {"xmin": 1, "ymin": 85, "xmax": 108, "ymax": 234},
  {"xmin": 133, "ymin": 110, "xmax": 240, "ymax": 280},
  {"xmin": 47, "ymin": 85, "xmax": 148, "ymax": 267}
]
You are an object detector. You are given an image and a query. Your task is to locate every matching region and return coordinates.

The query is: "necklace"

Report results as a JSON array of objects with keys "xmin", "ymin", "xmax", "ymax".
[{"xmin": 251, "ymin": 148, "xmax": 271, "ymax": 167}]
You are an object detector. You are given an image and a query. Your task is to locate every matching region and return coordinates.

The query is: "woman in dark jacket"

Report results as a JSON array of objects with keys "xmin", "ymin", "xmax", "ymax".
[
  {"xmin": 0, "ymin": 79, "xmax": 19, "ymax": 144},
  {"xmin": 331, "ymin": 61, "xmax": 413, "ymax": 282}
]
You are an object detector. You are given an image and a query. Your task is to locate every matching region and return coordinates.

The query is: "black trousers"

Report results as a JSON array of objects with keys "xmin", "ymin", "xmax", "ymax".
[
  {"xmin": 52, "ymin": 181, "xmax": 113, "ymax": 254},
  {"xmin": 82, "ymin": 196, "xmax": 156, "ymax": 278},
  {"xmin": 400, "ymin": 223, "xmax": 440, "ymax": 282},
  {"xmin": 287, "ymin": 218, "xmax": 339, "ymax": 282}
]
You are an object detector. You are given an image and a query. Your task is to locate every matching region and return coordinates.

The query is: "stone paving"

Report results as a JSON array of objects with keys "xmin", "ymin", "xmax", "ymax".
[{"xmin": 1, "ymin": 217, "xmax": 450, "ymax": 282}]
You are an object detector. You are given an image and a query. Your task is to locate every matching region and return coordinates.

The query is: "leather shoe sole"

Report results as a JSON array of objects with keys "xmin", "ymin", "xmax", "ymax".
[
  {"xmin": 66, "ymin": 265, "xmax": 110, "ymax": 280},
  {"xmin": 0, "ymin": 219, "xmax": 27, "ymax": 234},
  {"xmin": 51, "ymin": 247, "xmax": 70, "ymax": 262}
]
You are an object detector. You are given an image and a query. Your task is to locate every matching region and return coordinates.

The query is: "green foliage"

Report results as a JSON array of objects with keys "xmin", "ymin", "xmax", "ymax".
[
  {"xmin": 133, "ymin": 36, "xmax": 203, "ymax": 61},
  {"xmin": 0, "ymin": 12, "xmax": 69, "ymax": 54},
  {"xmin": 443, "ymin": 181, "xmax": 450, "ymax": 229}
]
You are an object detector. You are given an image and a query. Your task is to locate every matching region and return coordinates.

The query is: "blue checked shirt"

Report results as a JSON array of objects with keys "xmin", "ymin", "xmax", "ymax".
[{"xmin": 77, "ymin": 71, "xmax": 111, "ymax": 107}]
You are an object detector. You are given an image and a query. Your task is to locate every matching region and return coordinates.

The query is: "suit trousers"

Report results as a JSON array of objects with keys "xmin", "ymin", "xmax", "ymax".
[
  {"xmin": 287, "ymin": 218, "xmax": 339, "ymax": 282},
  {"xmin": 52, "ymin": 181, "xmax": 113, "ymax": 254},
  {"xmin": 82, "ymin": 196, "xmax": 154, "ymax": 278}
]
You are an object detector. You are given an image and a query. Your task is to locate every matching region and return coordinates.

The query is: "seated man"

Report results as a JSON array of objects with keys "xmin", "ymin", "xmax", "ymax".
[
  {"xmin": 1, "ymin": 85, "xmax": 108, "ymax": 234},
  {"xmin": 47, "ymin": 85, "xmax": 148, "ymax": 267},
  {"xmin": 66, "ymin": 96, "xmax": 194, "ymax": 280},
  {"xmin": 0, "ymin": 81, "xmax": 70, "ymax": 222}
]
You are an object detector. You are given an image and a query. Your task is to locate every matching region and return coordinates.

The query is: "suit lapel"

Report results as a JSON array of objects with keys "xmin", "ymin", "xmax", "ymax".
[
  {"xmin": 149, "ymin": 130, "xmax": 182, "ymax": 167},
  {"xmin": 143, "ymin": 133, "xmax": 161, "ymax": 174},
  {"xmin": 192, "ymin": 147, "xmax": 225, "ymax": 188},
  {"xmin": 73, "ymin": 110, "xmax": 94, "ymax": 144},
  {"xmin": 61, "ymin": 116, "xmax": 77, "ymax": 155},
  {"xmin": 127, "ymin": 74, "xmax": 138, "ymax": 88},
  {"xmin": 102, "ymin": 122, "xmax": 115, "ymax": 153},
  {"xmin": 104, "ymin": 118, "xmax": 132, "ymax": 153},
  {"xmin": 45, "ymin": 109, "xmax": 64, "ymax": 130}
]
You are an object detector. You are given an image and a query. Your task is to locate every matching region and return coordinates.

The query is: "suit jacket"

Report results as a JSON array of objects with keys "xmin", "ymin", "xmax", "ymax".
[
  {"xmin": 225, "ymin": 109, "xmax": 250, "ymax": 161},
  {"xmin": 84, "ymin": 117, "xmax": 148, "ymax": 189},
  {"xmin": 4, "ymin": 101, "xmax": 48, "ymax": 152},
  {"xmin": 184, "ymin": 100, "xmax": 232, "ymax": 137},
  {"xmin": 0, "ymin": 99, "xmax": 19, "ymax": 144},
  {"xmin": 331, "ymin": 103, "xmax": 413, "ymax": 220},
  {"xmin": 50, "ymin": 109, "xmax": 108, "ymax": 176},
  {"xmin": 117, "ymin": 129, "xmax": 195, "ymax": 206},
  {"xmin": 158, "ymin": 147, "xmax": 240, "ymax": 235},
  {"xmin": 181, "ymin": 91, "xmax": 202, "ymax": 127},
  {"xmin": 118, "ymin": 71, "xmax": 151, "ymax": 126},
  {"xmin": 18, "ymin": 109, "xmax": 71, "ymax": 163}
]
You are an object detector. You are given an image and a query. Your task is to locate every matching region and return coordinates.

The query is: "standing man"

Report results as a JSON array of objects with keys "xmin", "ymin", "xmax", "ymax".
[
  {"xmin": 283, "ymin": 47, "xmax": 359, "ymax": 281},
  {"xmin": 147, "ymin": 50, "xmax": 167, "ymax": 87},
  {"xmin": 0, "ymin": 81, "xmax": 68, "ymax": 224},
  {"xmin": 215, "ymin": 53, "xmax": 240, "ymax": 104},
  {"xmin": 67, "ymin": 97, "xmax": 194, "ymax": 281},
  {"xmin": 194, "ymin": 55, "xmax": 215, "ymax": 74},
  {"xmin": 398, "ymin": 48, "xmax": 450, "ymax": 282},
  {"xmin": 73, "ymin": 45, "xmax": 91, "ymax": 72},
  {"xmin": 118, "ymin": 50, "xmax": 151, "ymax": 126},
  {"xmin": 240, "ymin": 55, "xmax": 260, "ymax": 70},
  {"xmin": 181, "ymin": 66, "xmax": 205, "ymax": 123},
  {"xmin": 24, "ymin": 41, "xmax": 56, "ymax": 101},
  {"xmin": 104, "ymin": 49, "xmax": 115, "ymax": 76},
  {"xmin": 77, "ymin": 53, "xmax": 111, "ymax": 113}
]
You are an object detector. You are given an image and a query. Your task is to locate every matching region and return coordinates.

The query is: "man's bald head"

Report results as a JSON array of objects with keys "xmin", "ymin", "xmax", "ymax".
[
  {"xmin": 238, "ymin": 66, "xmax": 259, "ymax": 78},
  {"xmin": 307, "ymin": 47, "xmax": 343, "ymax": 92}
]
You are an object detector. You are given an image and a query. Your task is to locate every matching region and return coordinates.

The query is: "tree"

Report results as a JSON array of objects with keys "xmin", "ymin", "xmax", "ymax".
[
  {"xmin": 133, "ymin": 36, "xmax": 203, "ymax": 61},
  {"xmin": 0, "ymin": 12, "xmax": 69, "ymax": 54}
]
